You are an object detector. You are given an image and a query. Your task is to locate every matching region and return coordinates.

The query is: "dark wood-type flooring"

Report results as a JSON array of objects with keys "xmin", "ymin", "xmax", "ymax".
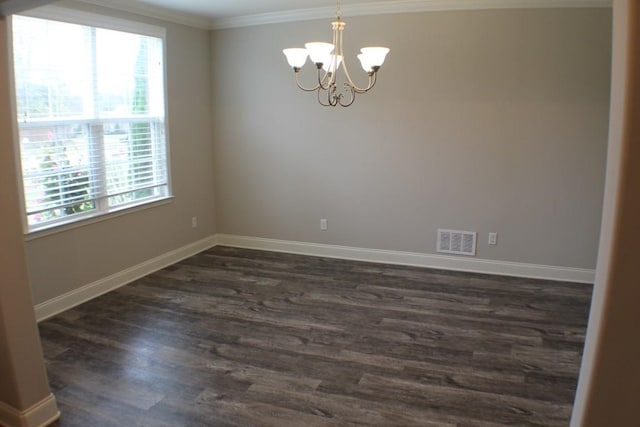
[{"xmin": 41, "ymin": 246, "xmax": 593, "ymax": 426}]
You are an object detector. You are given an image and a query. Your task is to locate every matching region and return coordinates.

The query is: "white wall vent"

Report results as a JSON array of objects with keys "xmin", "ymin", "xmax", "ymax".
[{"xmin": 437, "ymin": 229, "xmax": 477, "ymax": 256}]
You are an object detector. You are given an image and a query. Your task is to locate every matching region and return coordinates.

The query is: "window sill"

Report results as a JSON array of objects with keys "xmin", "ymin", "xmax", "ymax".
[{"xmin": 24, "ymin": 196, "xmax": 175, "ymax": 242}]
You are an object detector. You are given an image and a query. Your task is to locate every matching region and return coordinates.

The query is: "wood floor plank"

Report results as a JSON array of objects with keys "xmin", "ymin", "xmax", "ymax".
[{"xmin": 42, "ymin": 246, "xmax": 592, "ymax": 426}]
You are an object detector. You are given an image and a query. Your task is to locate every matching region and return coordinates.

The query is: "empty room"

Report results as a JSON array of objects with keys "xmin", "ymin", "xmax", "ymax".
[{"xmin": 1, "ymin": 0, "xmax": 639, "ymax": 426}]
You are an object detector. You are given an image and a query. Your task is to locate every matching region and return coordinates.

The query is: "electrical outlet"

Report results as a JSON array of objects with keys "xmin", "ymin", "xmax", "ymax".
[
  {"xmin": 191, "ymin": 216, "xmax": 198, "ymax": 228},
  {"xmin": 488, "ymin": 232, "xmax": 497, "ymax": 245},
  {"xmin": 320, "ymin": 218, "xmax": 328, "ymax": 231}
]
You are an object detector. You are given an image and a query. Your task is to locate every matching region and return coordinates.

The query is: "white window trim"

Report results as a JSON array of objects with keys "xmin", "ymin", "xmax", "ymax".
[
  {"xmin": 23, "ymin": 196, "xmax": 175, "ymax": 242},
  {"xmin": 9, "ymin": 5, "xmax": 173, "ymax": 237}
]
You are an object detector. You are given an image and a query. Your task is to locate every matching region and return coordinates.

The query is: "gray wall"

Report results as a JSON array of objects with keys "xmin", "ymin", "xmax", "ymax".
[
  {"xmin": 20, "ymin": 2, "xmax": 217, "ymax": 305},
  {"xmin": 211, "ymin": 8, "xmax": 611, "ymax": 270}
]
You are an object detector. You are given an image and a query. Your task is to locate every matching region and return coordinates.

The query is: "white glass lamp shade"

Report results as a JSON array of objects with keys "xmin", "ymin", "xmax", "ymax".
[
  {"xmin": 322, "ymin": 54, "xmax": 343, "ymax": 73},
  {"xmin": 358, "ymin": 47, "xmax": 390, "ymax": 71},
  {"xmin": 357, "ymin": 53, "xmax": 375, "ymax": 73},
  {"xmin": 283, "ymin": 48, "xmax": 308, "ymax": 68},
  {"xmin": 304, "ymin": 42, "xmax": 334, "ymax": 65}
]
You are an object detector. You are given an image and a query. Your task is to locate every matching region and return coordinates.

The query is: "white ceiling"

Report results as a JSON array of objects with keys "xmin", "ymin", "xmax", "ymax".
[
  {"xmin": 72, "ymin": 0, "xmax": 612, "ymax": 30},
  {"xmin": 130, "ymin": 0, "xmax": 367, "ymax": 18}
]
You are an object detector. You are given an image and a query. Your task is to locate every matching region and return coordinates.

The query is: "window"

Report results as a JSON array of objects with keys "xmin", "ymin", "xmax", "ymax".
[{"xmin": 11, "ymin": 10, "xmax": 170, "ymax": 232}]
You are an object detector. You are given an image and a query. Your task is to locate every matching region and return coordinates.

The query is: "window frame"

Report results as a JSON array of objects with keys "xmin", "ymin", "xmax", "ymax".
[{"xmin": 9, "ymin": 5, "xmax": 173, "ymax": 237}]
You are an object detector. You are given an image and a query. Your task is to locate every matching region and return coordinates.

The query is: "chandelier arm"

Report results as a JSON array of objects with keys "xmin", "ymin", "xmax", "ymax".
[
  {"xmin": 317, "ymin": 86, "xmax": 334, "ymax": 107},
  {"xmin": 325, "ymin": 19, "xmax": 340, "ymax": 92},
  {"xmin": 317, "ymin": 88, "xmax": 328, "ymax": 106},
  {"xmin": 333, "ymin": 18, "xmax": 372, "ymax": 94},
  {"xmin": 333, "ymin": 18, "xmax": 358, "ymax": 91},
  {"xmin": 352, "ymin": 71, "xmax": 377, "ymax": 94},
  {"xmin": 341, "ymin": 60, "xmax": 377, "ymax": 93},
  {"xmin": 329, "ymin": 85, "xmax": 339, "ymax": 106},
  {"xmin": 294, "ymin": 71, "xmax": 322, "ymax": 92},
  {"xmin": 338, "ymin": 86, "xmax": 356, "ymax": 107},
  {"xmin": 317, "ymin": 68, "xmax": 334, "ymax": 91}
]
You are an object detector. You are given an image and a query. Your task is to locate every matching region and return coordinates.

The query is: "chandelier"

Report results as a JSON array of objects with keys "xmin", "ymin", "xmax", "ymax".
[{"xmin": 282, "ymin": 0, "xmax": 390, "ymax": 107}]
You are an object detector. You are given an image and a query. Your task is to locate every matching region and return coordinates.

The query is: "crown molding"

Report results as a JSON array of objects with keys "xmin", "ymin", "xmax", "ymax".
[
  {"xmin": 211, "ymin": 0, "xmax": 612, "ymax": 30},
  {"xmin": 68, "ymin": 0, "xmax": 612, "ymax": 31}
]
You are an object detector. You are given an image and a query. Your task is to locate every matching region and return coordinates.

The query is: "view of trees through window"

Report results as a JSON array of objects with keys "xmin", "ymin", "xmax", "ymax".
[{"xmin": 12, "ymin": 14, "xmax": 169, "ymax": 230}]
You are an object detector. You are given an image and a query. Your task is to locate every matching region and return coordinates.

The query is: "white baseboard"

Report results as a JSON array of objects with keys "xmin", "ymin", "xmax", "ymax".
[
  {"xmin": 215, "ymin": 234, "xmax": 595, "ymax": 284},
  {"xmin": 0, "ymin": 394, "xmax": 60, "ymax": 427},
  {"xmin": 34, "ymin": 236, "xmax": 218, "ymax": 322}
]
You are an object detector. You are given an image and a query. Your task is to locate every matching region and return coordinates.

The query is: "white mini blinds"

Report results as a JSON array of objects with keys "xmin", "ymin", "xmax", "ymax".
[{"xmin": 12, "ymin": 11, "xmax": 170, "ymax": 232}]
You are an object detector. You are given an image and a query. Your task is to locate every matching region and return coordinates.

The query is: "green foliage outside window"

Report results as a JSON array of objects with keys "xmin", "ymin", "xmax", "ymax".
[{"xmin": 39, "ymin": 150, "xmax": 92, "ymax": 220}]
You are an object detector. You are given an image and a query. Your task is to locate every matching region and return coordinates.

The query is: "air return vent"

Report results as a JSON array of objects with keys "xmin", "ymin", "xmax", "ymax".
[{"xmin": 437, "ymin": 229, "xmax": 477, "ymax": 256}]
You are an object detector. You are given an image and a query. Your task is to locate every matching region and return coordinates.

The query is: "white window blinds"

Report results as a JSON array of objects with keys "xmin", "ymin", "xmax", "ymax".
[{"xmin": 12, "ymin": 13, "xmax": 170, "ymax": 232}]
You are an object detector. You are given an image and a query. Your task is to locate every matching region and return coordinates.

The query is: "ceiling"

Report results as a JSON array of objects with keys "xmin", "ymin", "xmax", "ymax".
[
  {"xmin": 74, "ymin": 0, "xmax": 440, "ymax": 29},
  {"xmin": 124, "ymin": 0, "xmax": 367, "ymax": 18},
  {"xmin": 70, "ymin": 0, "xmax": 611, "ymax": 29}
]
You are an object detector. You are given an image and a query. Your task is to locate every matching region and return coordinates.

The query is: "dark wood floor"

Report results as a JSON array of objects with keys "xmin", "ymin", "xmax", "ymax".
[{"xmin": 41, "ymin": 246, "xmax": 593, "ymax": 427}]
